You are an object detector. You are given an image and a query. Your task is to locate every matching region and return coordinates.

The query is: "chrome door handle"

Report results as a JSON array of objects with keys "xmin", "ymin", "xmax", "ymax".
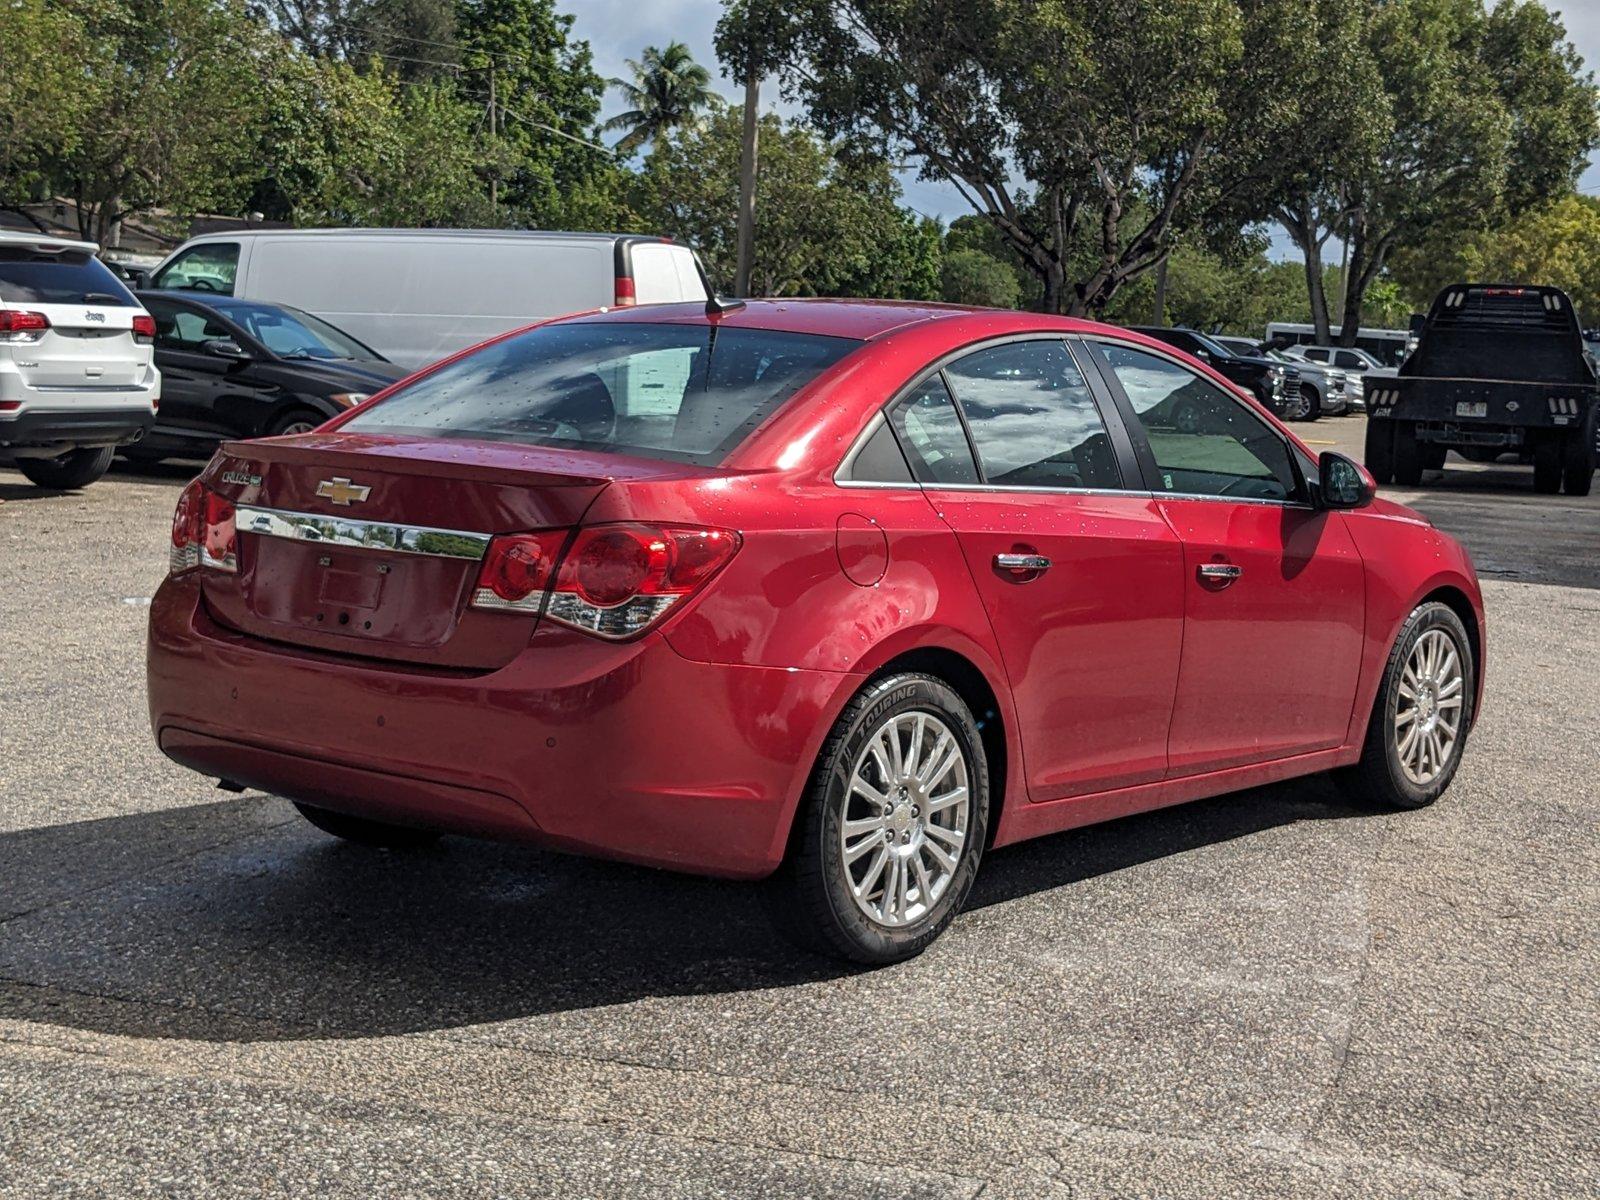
[
  {"xmin": 1197, "ymin": 563, "xmax": 1243, "ymax": 582},
  {"xmin": 995, "ymin": 552, "xmax": 1052, "ymax": 571}
]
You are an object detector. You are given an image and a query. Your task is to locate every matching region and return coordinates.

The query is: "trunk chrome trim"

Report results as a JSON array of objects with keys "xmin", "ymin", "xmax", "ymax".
[{"xmin": 234, "ymin": 504, "xmax": 492, "ymax": 560}]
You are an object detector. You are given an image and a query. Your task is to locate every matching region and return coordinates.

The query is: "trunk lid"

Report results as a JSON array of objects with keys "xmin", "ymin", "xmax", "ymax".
[
  {"xmin": 199, "ymin": 433, "xmax": 705, "ymax": 670},
  {"xmin": 11, "ymin": 302, "xmax": 146, "ymax": 390}
]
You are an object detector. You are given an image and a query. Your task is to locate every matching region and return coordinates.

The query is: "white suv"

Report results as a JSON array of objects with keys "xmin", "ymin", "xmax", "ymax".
[{"xmin": 0, "ymin": 232, "xmax": 160, "ymax": 488}]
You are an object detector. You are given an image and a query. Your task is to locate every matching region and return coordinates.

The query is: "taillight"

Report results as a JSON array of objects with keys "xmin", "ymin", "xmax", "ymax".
[
  {"xmin": 132, "ymin": 313, "xmax": 156, "ymax": 343},
  {"xmin": 470, "ymin": 529, "xmax": 567, "ymax": 612},
  {"xmin": 470, "ymin": 523, "xmax": 739, "ymax": 639},
  {"xmin": 613, "ymin": 276, "xmax": 637, "ymax": 307},
  {"xmin": 0, "ymin": 310, "xmax": 49, "ymax": 342},
  {"xmin": 169, "ymin": 480, "xmax": 237, "ymax": 576}
]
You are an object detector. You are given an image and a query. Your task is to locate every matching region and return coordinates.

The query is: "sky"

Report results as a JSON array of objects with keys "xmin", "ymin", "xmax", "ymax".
[{"xmin": 567, "ymin": 0, "xmax": 1600, "ymax": 261}]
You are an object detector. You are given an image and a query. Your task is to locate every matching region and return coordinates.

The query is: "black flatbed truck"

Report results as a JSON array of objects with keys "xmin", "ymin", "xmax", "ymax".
[{"xmin": 1364, "ymin": 283, "xmax": 1598, "ymax": 496}]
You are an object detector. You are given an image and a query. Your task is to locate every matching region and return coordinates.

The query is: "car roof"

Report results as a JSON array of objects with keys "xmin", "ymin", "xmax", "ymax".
[
  {"xmin": 0, "ymin": 230, "xmax": 99, "ymax": 254},
  {"xmin": 562, "ymin": 297, "xmax": 1136, "ymax": 342}
]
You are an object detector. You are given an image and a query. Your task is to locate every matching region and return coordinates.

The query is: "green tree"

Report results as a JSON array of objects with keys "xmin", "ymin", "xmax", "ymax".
[
  {"xmin": 0, "ymin": 0, "xmax": 101, "ymax": 207},
  {"xmin": 636, "ymin": 107, "xmax": 936, "ymax": 299},
  {"xmin": 1389, "ymin": 192, "xmax": 1600, "ymax": 322},
  {"xmin": 456, "ymin": 0, "xmax": 615, "ymax": 227},
  {"xmin": 1286, "ymin": 0, "xmax": 1596, "ymax": 345},
  {"xmin": 251, "ymin": 53, "xmax": 491, "ymax": 225},
  {"xmin": 257, "ymin": 0, "xmax": 459, "ymax": 79},
  {"xmin": 733, "ymin": 0, "xmax": 1344, "ymax": 316},
  {"xmin": 940, "ymin": 248, "xmax": 1021, "ymax": 309},
  {"xmin": 44, "ymin": 0, "xmax": 271, "ymax": 243},
  {"xmin": 603, "ymin": 42, "xmax": 718, "ymax": 156}
]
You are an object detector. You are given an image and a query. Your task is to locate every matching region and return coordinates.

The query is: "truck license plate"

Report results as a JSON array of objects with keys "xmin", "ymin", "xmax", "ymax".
[{"xmin": 1455, "ymin": 401, "xmax": 1487, "ymax": 418}]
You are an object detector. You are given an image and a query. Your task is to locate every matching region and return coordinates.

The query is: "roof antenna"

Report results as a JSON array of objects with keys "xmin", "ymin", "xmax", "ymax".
[{"xmin": 706, "ymin": 292, "xmax": 745, "ymax": 316}]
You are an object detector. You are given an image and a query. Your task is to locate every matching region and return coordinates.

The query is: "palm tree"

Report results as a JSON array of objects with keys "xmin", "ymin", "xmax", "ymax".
[{"xmin": 603, "ymin": 42, "xmax": 717, "ymax": 156}]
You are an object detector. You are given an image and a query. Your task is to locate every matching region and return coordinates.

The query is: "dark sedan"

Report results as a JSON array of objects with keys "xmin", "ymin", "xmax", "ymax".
[{"xmin": 127, "ymin": 291, "xmax": 409, "ymax": 460}]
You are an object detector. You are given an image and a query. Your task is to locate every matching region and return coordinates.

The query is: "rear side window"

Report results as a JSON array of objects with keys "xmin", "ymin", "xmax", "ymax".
[
  {"xmin": 0, "ymin": 248, "xmax": 136, "ymax": 306},
  {"xmin": 888, "ymin": 376, "xmax": 979, "ymax": 484},
  {"xmin": 153, "ymin": 243, "xmax": 239, "ymax": 294},
  {"xmin": 342, "ymin": 322, "xmax": 859, "ymax": 465},
  {"xmin": 944, "ymin": 340, "xmax": 1121, "ymax": 489}
]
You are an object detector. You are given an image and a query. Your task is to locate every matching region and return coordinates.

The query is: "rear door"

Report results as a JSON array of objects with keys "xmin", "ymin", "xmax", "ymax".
[
  {"xmin": 143, "ymin": 296, "xmax": 268, "ymax": 440},
  {"xmin": 1085, "ymin": 339, "xmax": 1364, "ymax": 775},
  {"xmin": 0, "ymin": 245, "xmax": 148, "ymax": 392},
  {"xmin": 893, "ymin": 337, "xmax": 1185, "ymax": 800}
]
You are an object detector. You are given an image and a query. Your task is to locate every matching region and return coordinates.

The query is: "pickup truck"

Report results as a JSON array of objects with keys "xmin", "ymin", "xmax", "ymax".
[{"xmin": 1364, "ymin": 283, "xmax": 1597, "ymax": 496}]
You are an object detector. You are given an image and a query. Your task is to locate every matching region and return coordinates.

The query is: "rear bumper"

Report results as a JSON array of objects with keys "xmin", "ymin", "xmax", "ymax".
[
  {"xmin": 147, "ymin": 576, "xmax": 851, "ymax": 878},
  {"xmin": 0, "ymin": 404, "xmax": 155, "ymax": 449}
]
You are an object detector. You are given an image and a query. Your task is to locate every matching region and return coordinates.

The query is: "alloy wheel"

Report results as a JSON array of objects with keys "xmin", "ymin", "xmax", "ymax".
[
  {"xmin": 839, "ymin": 710, "xmax": 971, "ymax": 928},
  {"xmin": 1394, "ymin": 628, "xmax": 1465, "ymax": 786}
]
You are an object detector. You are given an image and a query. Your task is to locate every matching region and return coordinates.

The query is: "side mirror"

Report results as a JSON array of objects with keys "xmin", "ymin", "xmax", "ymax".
[
  {"xmin": 1318, "ymin": 451, "xmax": 1375, "ymax": 509},
  {"xmin": 201, "ymin": 338, "xmax": 250, "ymax": 361}
]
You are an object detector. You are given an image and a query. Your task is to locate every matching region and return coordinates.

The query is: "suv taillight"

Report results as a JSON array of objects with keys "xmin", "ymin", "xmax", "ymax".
[
  {"xmin": 0, "ymin": 310, "xmax": 50, "ymax": 342},
  {"xmin": 169, "ymin": 479, "xmax": 237, "ymax": 575},
  {"xmin": 132, "ymin": 313, "xmax": 156, "ymax": 343},
  {"xmin": 470, "ymin": 523, "xmax": 739, "ymax": 640}
]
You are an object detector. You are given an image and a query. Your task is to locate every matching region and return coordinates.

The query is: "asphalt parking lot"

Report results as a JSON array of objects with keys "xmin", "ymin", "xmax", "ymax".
[{"xmin": 1, "ymin": 420, "xmax": 1596, "ymax": 1199}]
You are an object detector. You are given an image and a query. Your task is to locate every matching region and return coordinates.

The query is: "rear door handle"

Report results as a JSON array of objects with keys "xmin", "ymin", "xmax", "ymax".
[
  {"xmin": 995, "ymin": 552, "xmax": 1052, "ymax": 572},
  {"xmin": 1197, "ymin": 563, "xmax": 1243, "ymax": 583}
]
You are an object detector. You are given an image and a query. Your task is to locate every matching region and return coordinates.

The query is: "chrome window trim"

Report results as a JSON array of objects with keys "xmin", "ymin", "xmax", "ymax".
[
  {"xmin": 919, "ymin": 482, "xmax": 1312, "ymax": 509},
  {"xmin": 234, "ymin": 504, "xmax": 492, "ymax": 560}
]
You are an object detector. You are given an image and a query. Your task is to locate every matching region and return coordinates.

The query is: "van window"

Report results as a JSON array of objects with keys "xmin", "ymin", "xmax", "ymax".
[
  {"xmin": 631, "ymin": 242, "xmax": 708, "ymax": 304},
  {"xmin": 342, "ymin": 321, "xmax": 860, "ymax": 465},
  {"xmin": 153, "ymin": 242, "xmax": 239, "ymax": 294},
  {"xmin": 0, "ymin": 248, "xmax": 136, "ymax": 306}
]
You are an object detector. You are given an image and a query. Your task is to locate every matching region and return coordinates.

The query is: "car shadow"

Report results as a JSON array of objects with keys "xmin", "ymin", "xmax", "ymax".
[
  {"xmin": 0, "ymin": 458, "xmax": 197, "ymax": 501},
  {"xmin": 0, "ymin": 776, "xmax": 1371, "ymax": 1044}
]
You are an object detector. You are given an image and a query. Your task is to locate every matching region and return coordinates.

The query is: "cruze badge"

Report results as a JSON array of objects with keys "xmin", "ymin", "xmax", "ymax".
[
  {"xmin": 221, "ymin": 470, "xmax": 261, "ymax": 488},
  {"xmin": 316, "ymin": 477, "xmax": 371, "ymax": 506}
]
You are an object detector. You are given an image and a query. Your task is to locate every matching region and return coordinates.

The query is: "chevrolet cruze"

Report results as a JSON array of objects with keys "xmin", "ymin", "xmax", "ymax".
[{"xmin": 147, "ymin": 300, "xmax": 1484, "ymax": 963}]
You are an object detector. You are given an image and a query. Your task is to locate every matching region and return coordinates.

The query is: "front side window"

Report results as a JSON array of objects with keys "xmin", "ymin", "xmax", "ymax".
[
  {"xmin": 1099, "ymin": 343, "xmax": 1298, "ymax": 502},
  {"xmin": 153, "ymin": 242, "xmax": 239, "ymax": 294},
  {"xmin": 342, "ymin": 321, "xmax": 859, "ymax": 465},
  {"xmin": 0, "ymin": 248, "xmax": 136, "ymax": 306},
  {"xmin": 943, "ymin": 340, "xmax": 1120, "ymax": 489}
]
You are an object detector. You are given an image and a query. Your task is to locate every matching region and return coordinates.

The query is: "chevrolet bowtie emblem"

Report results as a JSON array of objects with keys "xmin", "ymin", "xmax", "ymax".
[{"xmin": 315, "ymin": 477, "xmax": 371, "ymax": 506}]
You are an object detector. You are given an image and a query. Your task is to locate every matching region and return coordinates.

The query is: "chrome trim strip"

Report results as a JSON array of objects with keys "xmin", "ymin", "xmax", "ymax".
[
  {"xmin": 833, "ymin": 410, "xmax": 887, "ymax": 484},
  {"xmin": 234, "ymin": 504, "xmax": 492, "ymax": 560}
]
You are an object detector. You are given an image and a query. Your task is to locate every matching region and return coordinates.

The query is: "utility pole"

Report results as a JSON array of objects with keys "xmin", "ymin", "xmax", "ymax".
[
  {"xmin": 733, "ymin": 72, "xmax": 759, "ymax": 298},
  {"xmin": 488, "ymin": 61, "xmax": 498, "ymax": 217}
]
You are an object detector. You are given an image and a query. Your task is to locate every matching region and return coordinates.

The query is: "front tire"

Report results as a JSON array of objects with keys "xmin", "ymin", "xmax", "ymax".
[
  {"xmin": 1335, "ymin": 602, "xmax": 1474, "ymax": 810},
  {"xmin": 15, "ymin": 446, "xmax": 115, "ymax": 490},
  {"xmin": 768, "ymin": 673, "xmax": 989, "ymax": 965},
  {"xmin": 293, "ymin": 802, "xmax": 441, "ymax": 848}
]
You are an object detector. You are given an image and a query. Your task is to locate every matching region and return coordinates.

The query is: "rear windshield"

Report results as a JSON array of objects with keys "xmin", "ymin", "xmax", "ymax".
[
  {"xmin": 0, "ymin": 248, "xmax": 137, "ymax": 306},
  {"xmin": 342, "ymin": 321, "xmax": 861, "ymax": 464}
]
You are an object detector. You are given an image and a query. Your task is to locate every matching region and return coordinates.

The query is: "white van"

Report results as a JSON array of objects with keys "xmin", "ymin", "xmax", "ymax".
[{"xmin": 147, "ymin": 230, "xmax": 709, "ymax": 370}]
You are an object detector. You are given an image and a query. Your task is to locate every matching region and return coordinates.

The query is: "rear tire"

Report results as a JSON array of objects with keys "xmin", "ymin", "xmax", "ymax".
[
  {"xmin": 766, "ymin": 673, "xmax": 989, "ymax": 965},
  {"xmin": 15, "ymin": 446, "xmax": 115, "ymax": 490},
  {"xmin": 1335, "ymin": 602, "xmax": 1474, "ymax": 811},
  {"xmin": 293, "ymin": 802, "xmax": 441, "ymax": 849},
  {"xmin": 1561, "ymin": 430, "xmax": 1594, "ymax": 496},
  {"xmin": 1392, "ymin": 424, "xmax": 1425, "ymax": 486},
  {"xmin": 1364, "ymin": 419, "xmax": 1396, "ymax": 485},
  {"xmin": 1533, "ymin": 439, "xmax": 1562, "ymax": 494}
]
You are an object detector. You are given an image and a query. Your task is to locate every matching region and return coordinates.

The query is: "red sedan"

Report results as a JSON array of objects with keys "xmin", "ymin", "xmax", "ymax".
[{"xmin": 148, "ymin": 300, "xmax": 1484, "ymax": 963}]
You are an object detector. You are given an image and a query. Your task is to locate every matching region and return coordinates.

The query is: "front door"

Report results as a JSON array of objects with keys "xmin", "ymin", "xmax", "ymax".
[
  {"xmin": 888, "ymin": 338, "xmax": 1186, "ymax": 801},
  {"xmin": 1088, "ymin": 340, "xmax": 1365, "ymax": 776}
]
